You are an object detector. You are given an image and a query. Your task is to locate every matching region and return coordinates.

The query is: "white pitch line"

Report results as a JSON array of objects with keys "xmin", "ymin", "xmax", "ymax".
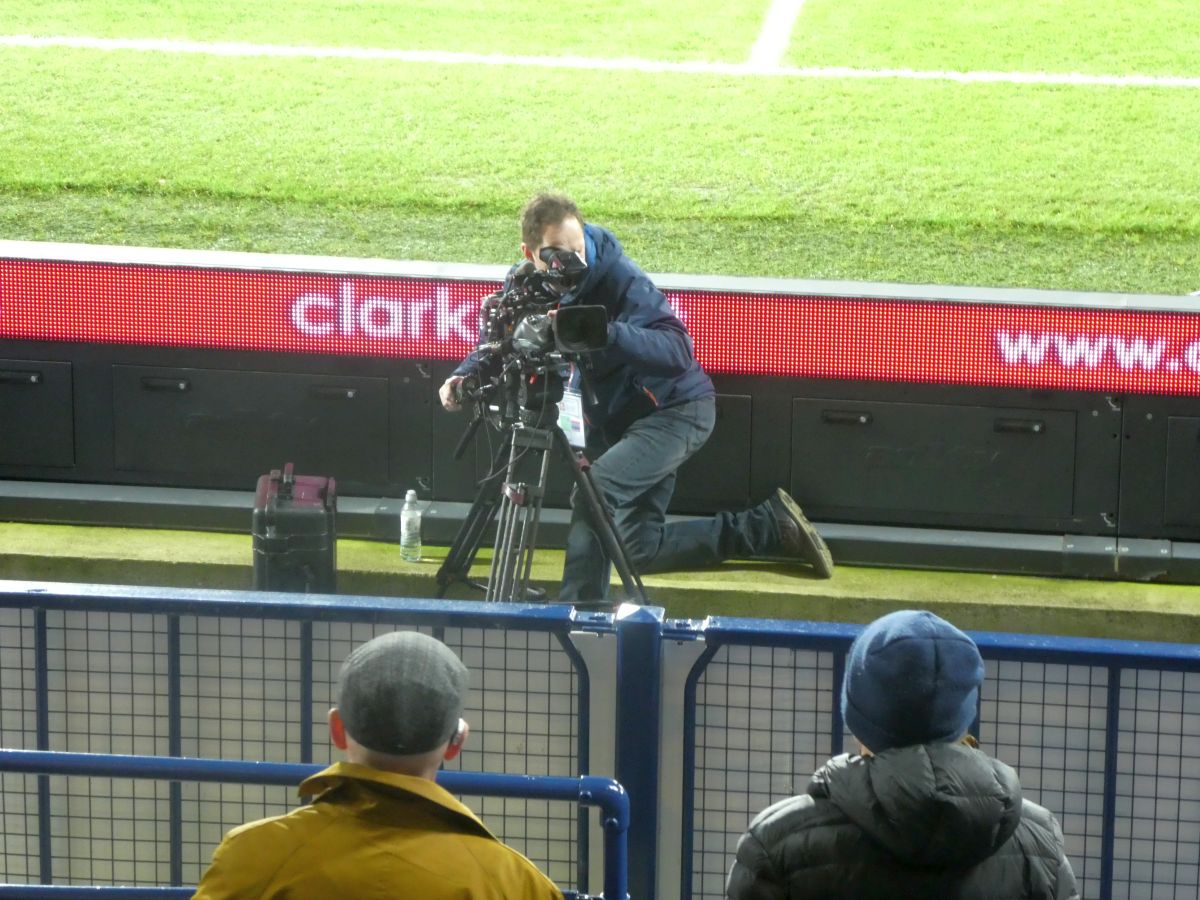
[
  {"xmin": 2, "ymin": 34, "xmax": 1199, "ymax": 88},
  {"xmin": 749, "ymin": 0, "xmax": 807, "ymax": 68}
]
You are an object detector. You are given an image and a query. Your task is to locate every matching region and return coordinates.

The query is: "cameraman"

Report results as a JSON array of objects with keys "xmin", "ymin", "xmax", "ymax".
[{"xmin": 439, "ymin": 193, "xmax": 833, "ymax": 605}]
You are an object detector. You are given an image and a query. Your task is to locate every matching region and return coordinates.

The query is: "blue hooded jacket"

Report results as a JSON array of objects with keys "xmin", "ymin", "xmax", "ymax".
[
  {"xmin": 566, "ymin": 223, "xmax": 714, "ymax": 438},
  {"xmin": 456, "ymin": 223, "xmax": 714, "ymax": 444}
]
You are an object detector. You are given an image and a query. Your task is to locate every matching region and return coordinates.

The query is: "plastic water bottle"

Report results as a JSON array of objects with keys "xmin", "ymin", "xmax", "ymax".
[{"xmin": 400, "ymin": 490, "xmax": 422, "ymax": 562}]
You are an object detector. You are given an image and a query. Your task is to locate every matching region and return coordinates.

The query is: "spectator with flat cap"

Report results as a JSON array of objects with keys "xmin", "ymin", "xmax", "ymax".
[
  {"xmin": 193, "ymin": 630, "xmax": 562, "ymax": 899},
  {"xmin": 725, "ymin": 609, "xmax": 1079, "ymax": 900}
]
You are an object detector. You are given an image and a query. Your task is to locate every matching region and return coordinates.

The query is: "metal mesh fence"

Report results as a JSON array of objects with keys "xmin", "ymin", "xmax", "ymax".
[
  {"xmin": 0, "ymin": 608, "xmax": 36, "ymax": 750},
  {"xmin": 0, "ymin": 605, "xmax": 585, "ymax": 890},
  {"xmin": 46, "ymin": 776, "xmax": 172, "ymax": 885},
  {"xmin": 1112, "ymin": 668, "xmax": 1200, "ymax": 900},
  {"xmin": 0, "ymin": 607, "xmax": 37, "ymax": 881},
  {"xmin": 180, "ymin": 616, "xmax": 301, "ymax": 763},
  {"xmin": 979, "ymin": 659, "xmax": 1110, "ymax": 899},
  {"xmin": 5, "ymin": 592, "xmax": 1199, "ymax": 900},
  {"xmin": 689, "ymin": 644, "xmax": 835, "ymax": 900},
  {"xmin": 686, "ymin": 640, "xmax": 1200, "ymax": 900},
  {"xmin": 39, "ymin": 612, "xmax": 172, "ymax": 885}
]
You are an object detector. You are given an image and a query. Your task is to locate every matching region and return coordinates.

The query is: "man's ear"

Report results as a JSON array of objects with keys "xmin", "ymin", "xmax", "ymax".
[
  {"xmin": 520, "ymin": 242, "xmax": 534, "ymax": 262},
  {"xmin": 443, "ymin": 718, "xmax": 469, "ymax": 762},
  {"xmin": 328, "ymin": 708, "xmax": 349, "ymax": 751}
]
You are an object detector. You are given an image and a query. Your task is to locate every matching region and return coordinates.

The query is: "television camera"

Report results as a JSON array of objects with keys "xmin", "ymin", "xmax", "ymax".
[
  {"xmin": 453, "ymin": 248, "xmax": 608, "ymax": 428},
  {"xmin": 438, "ymin": 247, "xmax": 646, "ymax": 606}
]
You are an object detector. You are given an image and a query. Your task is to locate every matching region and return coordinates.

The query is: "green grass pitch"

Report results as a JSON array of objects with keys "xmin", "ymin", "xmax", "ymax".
[{"xmin": 0, "ymin": 0, "xmax": 1196, "ymax": 293}]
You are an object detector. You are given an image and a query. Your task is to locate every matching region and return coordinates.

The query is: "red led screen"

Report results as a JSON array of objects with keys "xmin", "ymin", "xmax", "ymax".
[{"xmin": 3, "ymin": 256, "xmax": 1200, "ymax": 395}]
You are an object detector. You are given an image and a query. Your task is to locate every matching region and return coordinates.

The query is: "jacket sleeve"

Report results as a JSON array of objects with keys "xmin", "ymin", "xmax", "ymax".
[
  {"xmin": 531, "ymin": 870, "xmax": 566, "ymax": 900},
  {"xmin": 503, "ymin": 846, "xmax": 565, "ymax": 900},
  {"xmin": 451, "ymin": 344, "xmax": 500, "ymax": 379},
  {"xmin": 604, "ymin": 276, "xmax": 698, "ymax": 377},
  {"xmin": 1017, "ymin": 801, "xmax": 1081, "ymax": 900},
  {"xmin": 451, "ymin": 292, "xmax": 501, "ymax": 379},
  {"xmin": 725, "ymin": 827, "xmax": 787, "ymax": 900}
]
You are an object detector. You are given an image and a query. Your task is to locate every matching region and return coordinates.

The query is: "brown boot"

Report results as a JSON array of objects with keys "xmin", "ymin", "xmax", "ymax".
[{"xmin": 768, "ymin": 488, "xmax": 834, "ymax": 578}]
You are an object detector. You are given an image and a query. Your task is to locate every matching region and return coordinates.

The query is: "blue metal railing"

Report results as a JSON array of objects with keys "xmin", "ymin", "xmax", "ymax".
[
  {"xmin": 0, "ymin": 580, "xmax": 602, "ymax": 895},
  {"xmin": 5, "ymin": 581, "xmax": 1200, "ymax": 900},
  {"xmin": 0, "ymin": 749, "xmax": 629, "ymax": 900}
]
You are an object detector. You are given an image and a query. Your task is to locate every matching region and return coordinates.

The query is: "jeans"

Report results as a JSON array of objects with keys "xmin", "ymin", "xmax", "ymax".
[{"xmin": 559, "ymin": 397, "xmax": 781, "ymax": 604}]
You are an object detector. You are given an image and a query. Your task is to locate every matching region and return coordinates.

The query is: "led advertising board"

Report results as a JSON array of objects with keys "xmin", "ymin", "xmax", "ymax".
[{"xmin": 3, "ymin": 253, "xmax": 1199, "ymax": 395}]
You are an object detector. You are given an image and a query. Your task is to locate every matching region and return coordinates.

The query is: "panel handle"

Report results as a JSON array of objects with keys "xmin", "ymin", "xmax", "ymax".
[
  {"xmin": 140, "ymin": 377, "xmax": 191, "ymax": 392},
  {"xmin": 821, "ymin": 410, "xmax": 873, "ymax": 426},
  {"xmin": 310, "ymin": 385, "xmax": 359, "ymax": 400},
  {"xmin": 994, "ymin": 418, "xmax": 1045, "ymax": 435},
  {"xmin": 0, "ymin": 369, "xmax": 43, "ymax": 386}
]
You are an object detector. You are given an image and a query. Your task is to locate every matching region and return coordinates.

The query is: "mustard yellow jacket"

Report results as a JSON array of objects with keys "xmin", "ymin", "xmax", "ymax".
[{"xmin": 192, "ymin": 761, "xmax": 563, "ymax": 899}]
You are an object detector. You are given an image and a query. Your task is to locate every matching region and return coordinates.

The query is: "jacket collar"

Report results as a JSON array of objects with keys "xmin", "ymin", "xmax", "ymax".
[{"xmin": 298, "ymin": 761, "xmax": 496, "ymax": 838}]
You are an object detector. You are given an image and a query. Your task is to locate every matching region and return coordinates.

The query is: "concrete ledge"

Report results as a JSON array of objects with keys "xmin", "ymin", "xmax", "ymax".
[
  {"xmin": 3, "ymin": 523, "xmax": 1200, "ymax": 643},
  {"xmin": 10, "ymin": 482, "xmax": 1200, "ymax": 584}
]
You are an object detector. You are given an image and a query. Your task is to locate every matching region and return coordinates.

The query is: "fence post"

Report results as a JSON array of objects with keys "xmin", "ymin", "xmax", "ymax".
[
  {"xmin": 34, "ymin": 609, "xmax": 51, "ymax": 884},
  {"xmin": 614, "ymin": 603, "xmax": 664, "ymax": 900},
  {"xmin": 167, "ymin": 616, "xmax": 182, "ymax": 885},
  {"xmin": 1099, "ymin": 666, "xmax": 1121, "ymax": 900}
]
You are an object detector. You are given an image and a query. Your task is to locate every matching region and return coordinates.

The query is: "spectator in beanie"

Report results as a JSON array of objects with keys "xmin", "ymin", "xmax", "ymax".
[{"xmin": 725, "ymin": 609, "xmax": 1079, "ymax": 900}]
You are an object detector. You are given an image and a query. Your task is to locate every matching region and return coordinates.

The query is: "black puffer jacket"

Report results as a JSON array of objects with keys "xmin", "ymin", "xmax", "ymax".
[{"xmin": 725, "ymin": 742, "xmax": 1079, "ymax": 900}]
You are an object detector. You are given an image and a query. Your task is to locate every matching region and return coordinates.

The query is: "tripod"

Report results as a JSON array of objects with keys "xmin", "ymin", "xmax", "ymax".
[{"xmin": 436, "ymin": 416, "xmax": 647, "ymax": 606}]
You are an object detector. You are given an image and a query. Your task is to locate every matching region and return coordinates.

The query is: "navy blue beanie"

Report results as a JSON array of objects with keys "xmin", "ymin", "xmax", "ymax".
[{"xmin": 841, "ymin": 610, "xmax": 985, "ymax": 753}]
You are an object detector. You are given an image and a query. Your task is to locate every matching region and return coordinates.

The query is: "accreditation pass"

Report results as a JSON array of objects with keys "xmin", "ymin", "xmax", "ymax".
[{"xmin": 557, "ymin": 389, "xmax": 586, "ymax": 449}]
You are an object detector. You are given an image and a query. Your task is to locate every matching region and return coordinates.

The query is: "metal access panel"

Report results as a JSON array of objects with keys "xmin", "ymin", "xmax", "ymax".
[
  {"xmin": 0, "ymin": 359, "xmax": 74, "ymax": 467},
  {"xmin": 1164, "ymin": 417, "xmax": 1200, "ymax": 529},
  {"xmin": 789, "ymin": 397, "xmax": 1080, "ymax": 531},
  {"xmin": 1118, "ymin": 397, "xmax": 1200, "ymax": 540},
  {"xmin": 113, "ymin": 365, "xmax": 390, "ymax": 489}
]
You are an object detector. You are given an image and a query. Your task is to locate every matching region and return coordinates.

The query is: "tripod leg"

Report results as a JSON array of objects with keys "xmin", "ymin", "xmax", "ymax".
[
  {"xmin": 554, "ymin": 428, "xmax": 648, "ymax": 605},
  {"xmin": 488, "ymin": 426, "xmax": 552, "ymax": 603},
  {"xmin": 486, "ymin": 502, "xmax": 507, "ymax": 601},
  {"xmin": 488, "ymin": 480, "xmax": 522, "ymax": 601},
  {"xmin": 435, "ymin": 430, "xmax": 511, "ymax": 598},
  {"xmin": 488, "ymin": 429, "xmax": 532, "ymax": 602},
  {"xmin": 516, "ymin": 443, "xmax": 553, "ymax": 595}
]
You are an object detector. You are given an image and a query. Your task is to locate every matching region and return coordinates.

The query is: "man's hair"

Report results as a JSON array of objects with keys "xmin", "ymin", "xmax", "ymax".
[
  {"xmin": 336, "ymin": 631, "xmax": 469, "ymax": 755},
  {"xmin": 521, "ymin": 193, "xmax": 582, "ymax": 250}
]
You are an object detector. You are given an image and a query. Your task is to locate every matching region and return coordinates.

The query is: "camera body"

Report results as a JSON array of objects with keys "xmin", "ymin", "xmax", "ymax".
[
  {"xmin": 482, "ymin": 262, "xmax": 562, "ymax": 355},
  {"xmin": 455, "ymin": 254, "xmax": 608, "ymax": 429},
  {"xmin": 454, "ymin": 261, "xmax": 571, "ymax": 427}
]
